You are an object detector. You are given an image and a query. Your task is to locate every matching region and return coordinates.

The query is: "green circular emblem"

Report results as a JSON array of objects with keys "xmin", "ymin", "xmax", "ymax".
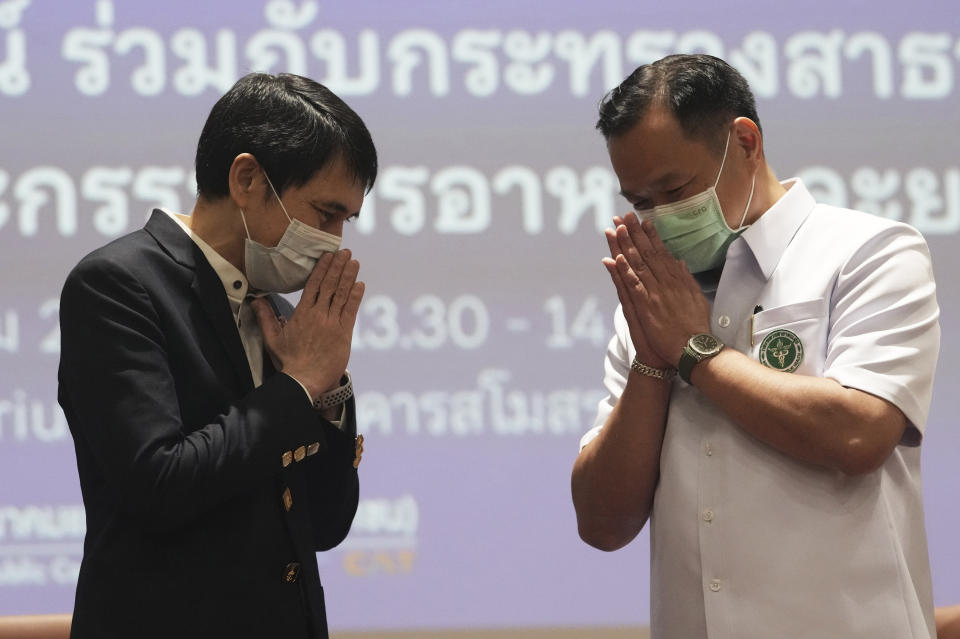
[{"xmin": 759, "ymin": 329, "xmax": 804, "ymax": 373}]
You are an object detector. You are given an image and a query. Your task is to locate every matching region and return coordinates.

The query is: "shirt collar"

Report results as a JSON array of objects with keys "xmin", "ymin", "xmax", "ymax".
[
  {"xmin": 162, "ymin": 210, "xmax": 249, "ymax": 306},
  {"xmin": 736, "ymin": 178, "xmax": 816, "ymax": 280}
]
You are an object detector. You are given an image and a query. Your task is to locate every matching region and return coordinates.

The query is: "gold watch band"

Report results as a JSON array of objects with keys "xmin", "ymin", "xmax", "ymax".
[{"xmin": 630, "ymin": 356, "xmax": 677, "ymax": 381}]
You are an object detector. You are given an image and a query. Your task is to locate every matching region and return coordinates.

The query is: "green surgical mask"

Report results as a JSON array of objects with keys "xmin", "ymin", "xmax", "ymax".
[{"xmin": 638, "ymin": 132, "xmax": 755, "ymax": 273}]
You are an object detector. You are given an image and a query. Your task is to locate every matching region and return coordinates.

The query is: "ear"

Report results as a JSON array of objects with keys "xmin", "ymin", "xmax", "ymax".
[
  {"xmin": 732, "ymin": 117, "xmax": 764, "ymax": 168},
  {"xmin": 227, "ymin": 153, "xmax": 262, "ymax": 210}
]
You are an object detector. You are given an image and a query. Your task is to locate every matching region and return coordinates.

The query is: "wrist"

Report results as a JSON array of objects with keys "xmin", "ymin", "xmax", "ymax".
[
  {"xmin": 281, "ymin": 368, "xmax": 339, "ymax": 401},
  {"xmin": 313, "ymin": 371, "xmax": 353, "ymax": 410},
  {"xmin": 689, "ymin": 347, "xmax": 733, "ymax": 386},
  {"xmin": 631, "ymin": 345, "xmax": 671, "ymax": 371},
  {"xmin": 630, "ymin": 356, "xmax": 676, "ymax": 382},
  {"xmin": 678, "ymin": 333, "xmax": 725, "ymax": 385}
]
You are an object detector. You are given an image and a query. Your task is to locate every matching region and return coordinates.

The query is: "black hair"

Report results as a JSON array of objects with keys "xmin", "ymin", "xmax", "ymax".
[
  {"xmin": 596, "ymin": 54, "xmax": 761, "ymax": 155},
  {"xmin": 195, "ymin": 73, "xmax": 377, "ymax": 200}
]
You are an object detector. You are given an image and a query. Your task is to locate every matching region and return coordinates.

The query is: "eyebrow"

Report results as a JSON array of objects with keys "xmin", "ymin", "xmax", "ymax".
[
  {"xmin": 618, "ymin": 171, "xmax": 690, "ymax": 198},
  {"xmin": 312, "ymin": 200, "xmax": 357, "ymax": 216}
]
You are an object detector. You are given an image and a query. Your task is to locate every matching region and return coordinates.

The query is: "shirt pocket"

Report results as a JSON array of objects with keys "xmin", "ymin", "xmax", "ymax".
[{"xmin": 751, "ymin": 297, "xmax": 828, "ymax": 376}]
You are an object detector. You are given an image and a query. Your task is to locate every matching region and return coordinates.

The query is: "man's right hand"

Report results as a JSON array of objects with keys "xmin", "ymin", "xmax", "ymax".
[
  {"xmin": 253, "ymin": 249, "xmax": 364, "ymax": 400},
  {"xmin": 602, "ymin": 215, "xmax": 671, "ymax": 370}
]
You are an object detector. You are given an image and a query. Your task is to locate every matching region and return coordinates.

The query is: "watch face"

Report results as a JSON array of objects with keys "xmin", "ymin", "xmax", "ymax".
[{"xmin": 690, "ymin": 333, "xmax": 722, "ymax": 356}]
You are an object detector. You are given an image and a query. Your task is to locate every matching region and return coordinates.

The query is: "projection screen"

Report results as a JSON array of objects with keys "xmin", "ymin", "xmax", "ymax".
[{"xmin": 1, "ymin": 0, "xmax": 957, "ymax": 634}]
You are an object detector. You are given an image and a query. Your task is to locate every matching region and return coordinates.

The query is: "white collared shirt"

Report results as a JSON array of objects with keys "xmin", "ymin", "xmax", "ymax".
[
  {"xmin": 164, "ymin": 211, "xmax": 266, "ymax": 387},
  {"xmin": 582, "ymin": 179, "xmax": 940, "ymax": 638}
]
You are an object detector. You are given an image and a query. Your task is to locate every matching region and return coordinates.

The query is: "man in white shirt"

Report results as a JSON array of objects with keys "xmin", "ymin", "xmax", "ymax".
[
  {"xmin": 571, "ymin": 54, "xmax": 940, "ymax": 638},
  {"xmin": 59, "ymin": 73, "xmax": 373, "ymax": 639}
]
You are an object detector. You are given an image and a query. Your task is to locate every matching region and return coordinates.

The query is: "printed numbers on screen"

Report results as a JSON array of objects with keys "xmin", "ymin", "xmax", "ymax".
[
  {"xmin": 350, "ymin": 294, "xmax": 608, "ymax": 352},
  {"xmin": 38, "ymin": 299, "xmax": 60, "ymax": 354},
  {"xmin": 353, "ymin": 294, "xmax": 490, "ymax": 351},
  {"xmin": 544, "ymin": 296, "xmax": 606, "ymax": 349}
]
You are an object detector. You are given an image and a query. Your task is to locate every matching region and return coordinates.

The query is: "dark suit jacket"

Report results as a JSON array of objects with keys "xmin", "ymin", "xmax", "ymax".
[{"xmin": 58, "ymin": 210, "xmax": 359, "ymax": 639}]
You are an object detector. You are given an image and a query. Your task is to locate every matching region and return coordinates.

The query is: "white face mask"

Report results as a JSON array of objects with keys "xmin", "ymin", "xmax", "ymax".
[{"xmin": 240, "ymin": 172, "xmax": 342, "ymax": 294}]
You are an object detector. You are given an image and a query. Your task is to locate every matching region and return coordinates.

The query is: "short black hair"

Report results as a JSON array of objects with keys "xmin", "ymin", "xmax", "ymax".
[
  {"xmin": 596, "ymin": 54, "xmax": 761, "ymax": 155},
  {"xmin": 195, "ymin": 73, "xmax": 377, "ymax": 200}
]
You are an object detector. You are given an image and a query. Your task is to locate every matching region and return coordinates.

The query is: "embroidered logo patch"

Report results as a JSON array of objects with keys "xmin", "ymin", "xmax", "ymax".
[{"xmin": 759, "ymin": 329, "xmax": 803, "ymax": 372}]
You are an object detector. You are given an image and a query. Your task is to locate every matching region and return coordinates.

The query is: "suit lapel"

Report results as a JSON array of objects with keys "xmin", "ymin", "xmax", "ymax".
[
  {"xmin": 144, "ymin": 210, "xmax": 255, "ymax": 393},
  {"xmin": 191, "ymin": 276, "xmax": 255, "ymax": 393}
]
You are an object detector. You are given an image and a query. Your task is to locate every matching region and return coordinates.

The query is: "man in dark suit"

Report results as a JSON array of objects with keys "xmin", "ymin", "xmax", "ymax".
[{"xmin": 57, "ymin": 73, "xmax": 377, "ymax": 639}]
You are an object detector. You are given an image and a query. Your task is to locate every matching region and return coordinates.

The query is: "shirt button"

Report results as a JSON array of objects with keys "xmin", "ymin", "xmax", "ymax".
[
  {"xmin": 718, "ymin": 315, "xmax": 731, "ymax": 328},
  {"xmin": 705, "ymin": 443, "xmax": 713, "ymax": 457},
  {"xmin": 702, "ymin": 509, "xmax": 714, "ymax": 523},
  {"xmin": 709, "ymin": 579, "xmax": 722, "ymax": 592},
  {"xmin": 233, "ymin": 280, "xmax": 242, "ymax": 290}
]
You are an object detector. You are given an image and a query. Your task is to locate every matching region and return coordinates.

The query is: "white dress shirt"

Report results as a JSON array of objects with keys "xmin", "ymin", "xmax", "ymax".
[{"xmin": 582, "ymin": 180, "xmax": 940, "ymax": 639}]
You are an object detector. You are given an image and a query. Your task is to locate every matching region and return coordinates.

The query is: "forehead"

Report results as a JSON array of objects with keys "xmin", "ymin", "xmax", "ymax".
[
  {"xmin": 606, "ymin": 107, "xmax": 713, "ymax": 192},
  {"xmin": 295, "ymin": 158, "xmax": 366, "ymax": 213}
]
